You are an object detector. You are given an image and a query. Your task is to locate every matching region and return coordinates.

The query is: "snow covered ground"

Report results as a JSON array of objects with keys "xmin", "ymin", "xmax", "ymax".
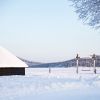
[{"xmin": 1, "ymin": 67, "xmax": 100, "ymax": 100}]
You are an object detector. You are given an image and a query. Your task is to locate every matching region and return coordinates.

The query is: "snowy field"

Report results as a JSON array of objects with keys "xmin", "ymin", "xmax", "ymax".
[{"xmin": 1, "ymin": 67, "xmax": 100, "ymax": 100}]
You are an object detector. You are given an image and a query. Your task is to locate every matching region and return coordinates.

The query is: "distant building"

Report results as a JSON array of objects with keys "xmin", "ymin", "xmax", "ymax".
[{"xmin": 0, "ymin": 46, "xmax": 28, "ymax": 76}]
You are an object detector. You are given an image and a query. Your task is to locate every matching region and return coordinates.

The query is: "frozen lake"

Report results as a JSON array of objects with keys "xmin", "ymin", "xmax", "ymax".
[{"xmin": 0, "ymin": 67, "xmax": 100, "ymax": 100}]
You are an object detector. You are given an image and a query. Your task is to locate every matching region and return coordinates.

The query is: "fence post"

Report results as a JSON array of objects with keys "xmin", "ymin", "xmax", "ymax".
[
  {"xmin": 76, "ymin": 54, "xmax": 80, "ymax": 74},
  {"xmin": 92, "ymin": 54, "xmax": 96, "ymax": 74},
  {"xmin": 49, "ymin": 67, "xmax": 51, "ymax": 73}
]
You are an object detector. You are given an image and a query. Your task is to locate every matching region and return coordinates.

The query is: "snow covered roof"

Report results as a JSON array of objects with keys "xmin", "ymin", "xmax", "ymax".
[{"xmin": 0, "ymin": 46, "xmax": 28, "ymax": 67}]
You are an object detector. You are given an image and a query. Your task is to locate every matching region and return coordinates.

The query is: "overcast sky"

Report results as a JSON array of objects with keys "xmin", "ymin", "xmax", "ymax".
[{"xmin": 0, "ymin": 0, "xmax": 100, "ymax": 62}]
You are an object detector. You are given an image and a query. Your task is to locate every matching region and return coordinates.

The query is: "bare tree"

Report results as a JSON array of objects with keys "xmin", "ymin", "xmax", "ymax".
[{"xmin": 70, "ymin": 0, "xmax": 100, "ymax": 28}]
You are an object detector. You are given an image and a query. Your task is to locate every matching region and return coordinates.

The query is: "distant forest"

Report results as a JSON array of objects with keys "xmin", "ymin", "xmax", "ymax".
[{"xmin": 20, "ymin": 55, "xmax": 100, "ymax": 68}]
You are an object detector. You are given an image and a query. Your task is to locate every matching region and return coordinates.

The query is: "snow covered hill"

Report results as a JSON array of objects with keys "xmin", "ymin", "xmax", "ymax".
[
  {"xmin": 19, "ymin": 57, "xmax": 42, "ymax": 67},
  {"xmin": 20, "ymin": 56, "xmax": 100, "ymax": 68}
]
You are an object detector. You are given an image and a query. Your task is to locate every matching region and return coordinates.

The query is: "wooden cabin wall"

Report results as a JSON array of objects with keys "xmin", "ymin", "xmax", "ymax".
[{"xmin": 0, "ymin": 68, "xmax": 25, "ymax": 76}]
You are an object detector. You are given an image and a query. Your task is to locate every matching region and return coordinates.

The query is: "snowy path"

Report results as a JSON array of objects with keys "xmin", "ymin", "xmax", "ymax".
[{"xmin": 0, "ymin": 68, "xmax": 100, "ymax": 100}]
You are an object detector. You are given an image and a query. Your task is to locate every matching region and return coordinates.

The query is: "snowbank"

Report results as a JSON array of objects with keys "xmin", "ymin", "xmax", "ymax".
[{"xmin": 0, "ymin": 68, "xmax": 100, "ymax": 100}]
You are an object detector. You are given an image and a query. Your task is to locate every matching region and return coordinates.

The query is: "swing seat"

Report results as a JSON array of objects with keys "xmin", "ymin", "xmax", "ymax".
[{"xmin": 82, "ymin": 69, "xmax": 91, "ymax": 71}]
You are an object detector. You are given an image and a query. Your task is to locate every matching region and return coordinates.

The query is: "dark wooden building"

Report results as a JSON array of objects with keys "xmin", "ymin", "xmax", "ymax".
[
  {"xmin": 0, "ymin": 46, "xmax": 28, "ymax": 76},
  {"xmin": 0, "ymin": 67, "xmax": 25, "ymax": 76}
]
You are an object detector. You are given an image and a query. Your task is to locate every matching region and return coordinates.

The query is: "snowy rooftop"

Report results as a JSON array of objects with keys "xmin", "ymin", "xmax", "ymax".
[{"xmin": 0, "ymin": 46, "xmax": 28, "ymax": 67}]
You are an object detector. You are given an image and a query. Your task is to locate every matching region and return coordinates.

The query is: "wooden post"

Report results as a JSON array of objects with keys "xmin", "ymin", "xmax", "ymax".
[
  {"xmin": 92, "ymin": 54, "xmax": 96, "ymax": 74},
  {"xmin": 76, "ymin": 59, "xmax": 78, "ymax": 74},
  {"xmin": 76, "ymin": 54, "xmax": 80, "ymax": 74},
  {"xmin": 49, "ymin": 67, "xmax": 51, "ymax": 73}
]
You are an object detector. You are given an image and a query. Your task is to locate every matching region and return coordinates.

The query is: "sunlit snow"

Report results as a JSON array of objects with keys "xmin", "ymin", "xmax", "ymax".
[
  {"xmin": 0, "ymin": 46, "xmax": 28, "ymax": 67},
  {"xmin": 0, "ymin": 67, "xmax": 100, "ymax": 100}
]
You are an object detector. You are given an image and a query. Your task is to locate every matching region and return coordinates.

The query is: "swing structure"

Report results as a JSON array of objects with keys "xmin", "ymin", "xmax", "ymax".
[
  {"xmin": 76, "ymin": 54, "xmax": 96, "ymax": 74},
  {"xmin": 81, "ymin": 58, "xmax": 91, "ymax": 71}
]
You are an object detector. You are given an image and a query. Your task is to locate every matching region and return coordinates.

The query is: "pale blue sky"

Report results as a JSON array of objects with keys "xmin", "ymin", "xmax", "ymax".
[{"xmin": 0, "ymin": 0, "xmax": 100, "ymax": 62}]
